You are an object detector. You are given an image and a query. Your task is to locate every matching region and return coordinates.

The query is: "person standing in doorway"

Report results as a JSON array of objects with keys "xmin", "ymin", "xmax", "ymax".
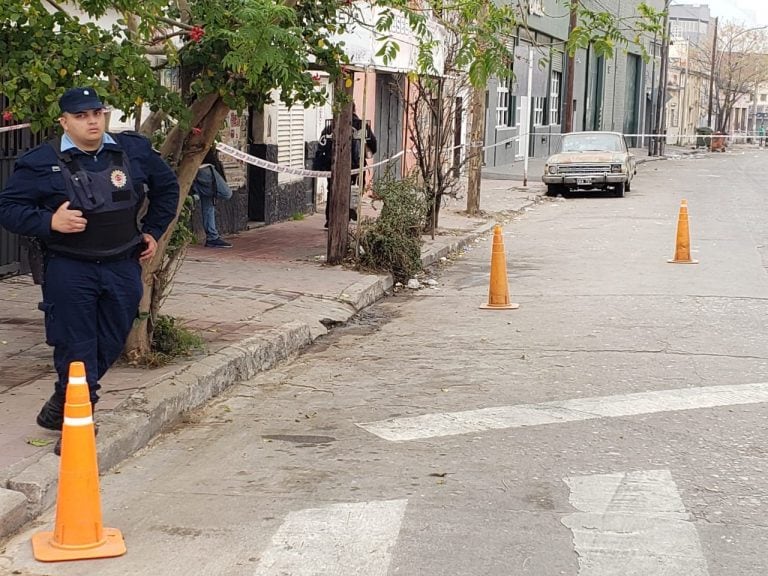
[
  {"xmin": 192, "ymin": 147, "xmax": 233, "ymax": 248},
  {"xmin": 314, "ymin": 104, "xmax": 377, "ymax": 228},
  {"xmin": 0, "ymin": 87, "xmax": 179, "ymax": 454}
]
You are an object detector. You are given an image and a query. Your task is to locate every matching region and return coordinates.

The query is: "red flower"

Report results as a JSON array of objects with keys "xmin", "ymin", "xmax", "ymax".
[
  {"xmin": 2, "ymin": 111, "xmax": 13, "ymax": 122},
  {"xmin": 191, "ymin": 127, "xmax": 202, "ymax": 136},
  {"xmin": 189, "ymin": 26, "xmax": 205, "ymax": 43},
  {"xmin": 311, "ymin": 73, "xmax": 322, "ymax": 84}
]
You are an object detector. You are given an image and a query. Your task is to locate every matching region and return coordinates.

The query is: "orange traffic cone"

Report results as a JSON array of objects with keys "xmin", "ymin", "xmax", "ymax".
[
  {"xmin": 31, "ymin": 361, "xmax": 126, "ymax": 562},
  {"xmin": 668, "ymin": 199, "xmax": 699, "ymax": 264},
  {"xmin": 480, "ymin": 225, "xmax": 519, "ymax": 310}
]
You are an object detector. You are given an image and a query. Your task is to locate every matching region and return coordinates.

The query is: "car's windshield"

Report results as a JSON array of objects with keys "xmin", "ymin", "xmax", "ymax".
[{"xmin": 560, "ymin": 133, "xmax": 623, "ymax": 153}]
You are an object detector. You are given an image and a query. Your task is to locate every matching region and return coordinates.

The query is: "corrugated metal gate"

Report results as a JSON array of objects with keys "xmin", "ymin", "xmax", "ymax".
[{"xmin": 0, "ymin": 111, "xmax": 51, "ymax": 278}]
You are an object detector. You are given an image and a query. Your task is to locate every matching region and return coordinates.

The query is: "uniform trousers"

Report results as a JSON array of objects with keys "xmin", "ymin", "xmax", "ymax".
[{"xmin": 40, "ymin": 253, "xmax": 143, "ymax": 403}]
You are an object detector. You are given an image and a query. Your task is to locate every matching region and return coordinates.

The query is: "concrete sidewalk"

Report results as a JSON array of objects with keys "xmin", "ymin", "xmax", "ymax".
[{"xmin": 0, "ymin": 175, "xmax": 547, "ymax": 541}]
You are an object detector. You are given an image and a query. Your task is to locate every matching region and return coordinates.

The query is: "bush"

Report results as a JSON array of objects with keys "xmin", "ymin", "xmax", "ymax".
[{"xmin": 357, "ymin": 176, "xmax": 427, "ymax": 283}]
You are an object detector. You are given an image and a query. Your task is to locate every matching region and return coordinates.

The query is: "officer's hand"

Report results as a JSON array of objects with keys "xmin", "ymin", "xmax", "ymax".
[
  {"xmin": 139, "ymin": 233, "xmax": 157, "ymax": 262},
  {"xmin": 51, "ymin": 201, "xmax": 88, "ymax": 234}
]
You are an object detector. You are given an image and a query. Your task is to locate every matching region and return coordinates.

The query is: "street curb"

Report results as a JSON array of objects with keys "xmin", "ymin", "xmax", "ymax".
[{"xmin": 0, "ymin": 211, "xmax": 515, "ymax": 544}]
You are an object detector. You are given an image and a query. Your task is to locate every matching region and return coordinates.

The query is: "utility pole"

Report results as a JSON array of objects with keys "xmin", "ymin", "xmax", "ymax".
[
  {"xmin": 648, "ymin": 33, "xmax": 658, "ymax": 154},
  {"xmin": 653, "ymin": 2, "xmax": 671, "ymax": 156},
  {"xmin": 563, "ymin": 0, "xmax": 578, "ymax": 133},
  {"xmin": 327, "ymin": 76, "xmax": 353, "ymax": 265},
  {"xmin": 708, "ymin": 17, "xmax": 718, "ymax": 128}
]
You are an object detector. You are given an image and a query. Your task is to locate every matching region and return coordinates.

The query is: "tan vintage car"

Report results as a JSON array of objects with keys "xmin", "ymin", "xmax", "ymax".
[{"xmin": 542, "ymin": 131, "xmax": 637, "ymax": 197}]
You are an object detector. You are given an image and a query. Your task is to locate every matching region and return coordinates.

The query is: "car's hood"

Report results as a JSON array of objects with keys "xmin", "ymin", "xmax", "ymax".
[{"xmin": 547, "ymin": 151, "xmax": 627, "ymax": 164}]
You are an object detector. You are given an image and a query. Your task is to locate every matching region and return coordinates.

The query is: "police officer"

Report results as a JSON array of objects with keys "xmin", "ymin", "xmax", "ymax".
[{"xmin": 0, "ymin": 87, "xmax": 179, "ymax": 453}]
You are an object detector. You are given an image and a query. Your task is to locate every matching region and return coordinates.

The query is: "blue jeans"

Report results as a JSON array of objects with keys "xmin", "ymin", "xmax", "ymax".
[{"xmin": 200, "ymin": 187, "xmax": 233, "ymax": 242}]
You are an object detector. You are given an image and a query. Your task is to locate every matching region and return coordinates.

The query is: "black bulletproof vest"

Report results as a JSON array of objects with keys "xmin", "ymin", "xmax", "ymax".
[{"xmin": 44, "ymin": 137, "xmax": 144, "ymax": 260}]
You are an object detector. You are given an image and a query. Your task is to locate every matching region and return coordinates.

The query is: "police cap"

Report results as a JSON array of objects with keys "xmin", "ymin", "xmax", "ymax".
[{"xmin": 59, "ymin": 87, "xmax": 104, "ymax": 114}]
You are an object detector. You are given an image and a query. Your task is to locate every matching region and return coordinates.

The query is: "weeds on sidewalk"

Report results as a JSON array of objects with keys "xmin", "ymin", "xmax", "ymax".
[
  {"xmin": 144, "ymin": 315, "xmax": 204, "ymax": 367},
  {"xmin": 356, "ymin": 176, "xmax": 427, "ymax": 283}
]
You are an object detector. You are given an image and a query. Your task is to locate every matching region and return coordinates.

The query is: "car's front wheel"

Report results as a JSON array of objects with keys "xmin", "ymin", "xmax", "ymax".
[
  {"xmin": 613, "ymin": 182, "xmax": 626, "ymax": 198},
  {"xmin": 546, "ymin": 184, "xmax": 565, "ymax": 197}
]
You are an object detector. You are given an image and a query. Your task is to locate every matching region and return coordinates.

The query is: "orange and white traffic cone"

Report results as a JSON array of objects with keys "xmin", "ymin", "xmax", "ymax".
[
  {"xmin": 668, "ymin": 199, "xmax": 699, "ymax": 264},
  {"xmin": 480, "ymin": 225, "xmax": 519, "ymax": 310},
  {"xmin": 31, "ymin": 361, "xmax": 126, "ymax": 562}
]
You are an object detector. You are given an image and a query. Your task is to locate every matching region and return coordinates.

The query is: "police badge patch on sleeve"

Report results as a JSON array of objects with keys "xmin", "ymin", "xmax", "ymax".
[{"xmin": 110, "ymin": 169, "xmax": 127, "ymax": 188}]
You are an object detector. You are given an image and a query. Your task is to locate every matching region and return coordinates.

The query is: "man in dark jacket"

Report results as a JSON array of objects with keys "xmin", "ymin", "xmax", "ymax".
[
  {"xmin": 314, "ymin": 105, "xmax": 377, "ymax": 228},
  {"xmin": 0, "ymin": 87, "xmax": 179, "ymax": 453}
]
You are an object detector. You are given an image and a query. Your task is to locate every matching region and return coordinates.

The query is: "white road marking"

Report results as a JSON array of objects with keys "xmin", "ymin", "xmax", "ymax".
[
  {"xmin": 562, "ymin": 470, "xmax": 709, "ymax": 575},
  {"xmin": 252, "ymin": 499, "xmax": 408, "ymax": 576},
  {"xmin": 358, "ymin": 381, "xmax": 768, "ymax": 441}
]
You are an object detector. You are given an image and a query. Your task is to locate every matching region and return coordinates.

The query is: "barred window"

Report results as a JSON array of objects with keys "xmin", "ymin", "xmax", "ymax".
[
  {"xmin": 496, "ymin": 81, "xmax": 510, "ymax": 127},
  {"xmin": 550, "ymin": 71, "xmax": 562, "ymax": 125},
  {"xmin": 533, "ymin": 97, "xmax": 546, "ymax": 125}
]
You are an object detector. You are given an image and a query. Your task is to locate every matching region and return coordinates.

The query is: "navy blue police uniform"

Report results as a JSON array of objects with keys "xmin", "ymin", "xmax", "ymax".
[{"xmin": 0, "ymin": 88, "xmax": 179, "ymax": 425}]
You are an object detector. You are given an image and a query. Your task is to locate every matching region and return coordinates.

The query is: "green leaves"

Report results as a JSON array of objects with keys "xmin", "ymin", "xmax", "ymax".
[
  {"xmin": 567, "ymin": 1, "xmax": 664, "ymax": 60},
  {"xmin": 2, "ymin": 0, "xmax": 174, "ymax": 128}
]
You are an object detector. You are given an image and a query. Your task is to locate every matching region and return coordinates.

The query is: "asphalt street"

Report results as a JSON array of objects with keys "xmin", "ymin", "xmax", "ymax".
[{"xmin": 3, "ymin": 149, "xmax": 768, "ymax": 575}]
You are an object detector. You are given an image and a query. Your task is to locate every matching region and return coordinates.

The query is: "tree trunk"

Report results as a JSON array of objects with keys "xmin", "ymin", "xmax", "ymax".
[
  {"xmin": 138, "ymin": 110, "xmax": 168, "ymax": 137},
  {"xmin": 327, "ymin": 77, "xmax": 353, "ymax": 265},
  {"xmin": 466, "ymin": 84, "xmax": 485, "ymax": 215},
  {"xmin": 123, "ymin": 96, "xmax": 231, "ymax": 360},
  {"xmin": 425, "ymin": 193, "xmax": 441, "ymax": 232}
]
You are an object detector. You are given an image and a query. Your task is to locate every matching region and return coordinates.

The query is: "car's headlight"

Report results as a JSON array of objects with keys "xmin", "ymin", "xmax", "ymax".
[
  {"xmin": 547, "ymin": 165, "xmax": 558, "ymax": 174},
  {"xmin": 610, "ymin": 163, "xmax": 623, "ymax": 173}
]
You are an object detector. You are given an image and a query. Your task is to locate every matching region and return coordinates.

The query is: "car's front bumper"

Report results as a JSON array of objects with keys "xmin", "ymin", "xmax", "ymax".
[{"xmin": 542, "ymin": 173, "xmax": 628, "ymax": 186}]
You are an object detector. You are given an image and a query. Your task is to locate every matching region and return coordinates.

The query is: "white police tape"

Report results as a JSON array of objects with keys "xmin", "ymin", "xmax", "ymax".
[
  {"xmin": 0, "ymin": 123, "xmax": 31, "ymax": 134},
  {"xmin": 479, "ymin": 131, "xmax": 761, "ymax": 152},
  {"xmin": 216, "ymin": 142, "xmax": 404, "ymax": 179}
]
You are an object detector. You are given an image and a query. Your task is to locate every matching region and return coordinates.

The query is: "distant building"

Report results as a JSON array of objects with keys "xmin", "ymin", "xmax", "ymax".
[
  {"xmin": 667, "ymin": 4, "xmax": 715, "ymax": 141},
  {"xmin": 669, "ymin": 4, "xmax": 712, "ymax": 45}
]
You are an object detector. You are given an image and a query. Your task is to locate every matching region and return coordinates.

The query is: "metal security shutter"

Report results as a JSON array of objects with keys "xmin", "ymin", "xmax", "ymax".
[{"xmin": 276, "ymin": 101, "xmax": 305, "ymax": 179}]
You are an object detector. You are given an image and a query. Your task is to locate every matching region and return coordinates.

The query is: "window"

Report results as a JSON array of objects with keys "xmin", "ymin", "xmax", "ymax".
[
  {"xmin": 511, "ymin": 95, "xmax": 518, "ymax": 127},
  {"xmin": 533, "ymin": 97, "xmax": 546, "ymax": 125},
  {"xmin": 276, "ymin": 99, "xmax": 305, "ymax": 182},
  {"xmin": 550, "ymin": 71, "xmax": 561, "ymax": 125},
  {"xmin": 496, "ymin": 80, "xmax": 510, "ymax": 127},
  {"xmin": 761, "ymin": 94, "xmax": 767, "ymax": 102}
]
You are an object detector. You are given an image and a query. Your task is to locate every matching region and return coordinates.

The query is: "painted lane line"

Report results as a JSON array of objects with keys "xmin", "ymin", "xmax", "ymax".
[
  {"xmin": 562, "ymin": 470, "xmax": 709, "ymax": 575},
  {"xmin": 357, "ymin": 381, "xmax": 768, "ymax": 441},
  {"xmin": 252, "ymin": 499, "xmax": 408, "ymax": 576}
]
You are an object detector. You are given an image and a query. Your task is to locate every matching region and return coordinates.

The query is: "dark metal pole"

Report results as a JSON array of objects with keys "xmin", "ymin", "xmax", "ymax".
[
  {"xmin": 654, "ymin": 3, "xmax": 671, "ymax": 156},
  {"xmin": 648, "ymin": 33, "xmax": 657, "ymax": 155},
  {"xmin": 708, "ymin": 17, "xmax": 719, "ymax": 128},
  {"xmin": 563, "ymin": 0, "xmax": 578, "ymax": 133}
]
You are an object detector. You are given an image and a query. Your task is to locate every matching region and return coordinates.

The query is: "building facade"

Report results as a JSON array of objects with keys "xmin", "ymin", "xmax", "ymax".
[
  {"xmin": 667, "ymin": 4, "xmax": 714, "ymax": 144},
  {"xmin": 482, "ymin": 0, "xmax": 666, "ymax": 168}
]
